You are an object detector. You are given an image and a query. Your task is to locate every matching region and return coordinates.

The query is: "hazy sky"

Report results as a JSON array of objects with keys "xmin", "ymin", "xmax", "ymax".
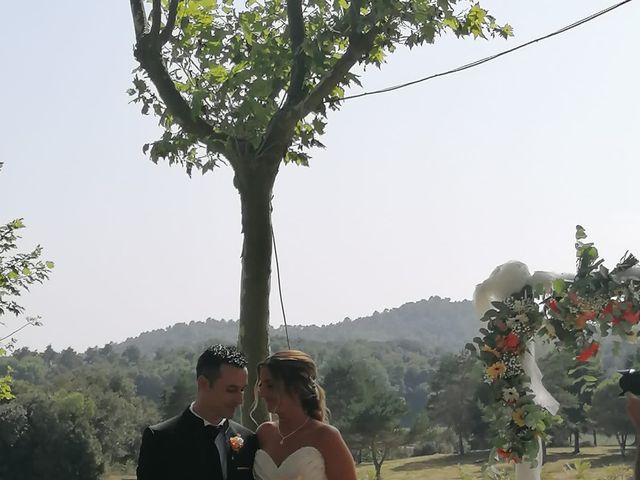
[{"xmin": 1, "ymin": 1, "xmax": 637, "ymax": 351}]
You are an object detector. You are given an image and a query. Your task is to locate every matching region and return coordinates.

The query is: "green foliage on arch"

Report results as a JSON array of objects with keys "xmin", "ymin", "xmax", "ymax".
[{"xmin": 469, "ymin": 226, "xmax": 640, "ymax": 465}]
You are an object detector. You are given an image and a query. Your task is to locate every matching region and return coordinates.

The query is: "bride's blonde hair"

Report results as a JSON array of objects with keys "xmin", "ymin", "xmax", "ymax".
[{"xmin": 252, "ymin": 350, "xmax": 328, "ymax": 423}]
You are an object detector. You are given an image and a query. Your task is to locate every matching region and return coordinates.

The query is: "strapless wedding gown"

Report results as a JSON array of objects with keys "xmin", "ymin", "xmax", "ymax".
[{"xmin": 253, "ymin": 446, "xmax": 328, "ymax": 480}]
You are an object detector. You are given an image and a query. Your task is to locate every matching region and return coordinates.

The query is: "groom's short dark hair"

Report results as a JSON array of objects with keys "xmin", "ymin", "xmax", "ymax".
[{"xmin": 196, "ymin": 344, "xmax": 247, "ymax": 384}]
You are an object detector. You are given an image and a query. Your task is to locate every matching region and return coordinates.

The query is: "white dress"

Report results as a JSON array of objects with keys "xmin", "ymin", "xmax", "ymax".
[{"xmin": 253, "ymin": 446, "xmax": 328, "ymax": 480}]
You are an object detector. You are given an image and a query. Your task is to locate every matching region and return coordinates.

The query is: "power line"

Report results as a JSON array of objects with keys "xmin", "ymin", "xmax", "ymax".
[{"xmin": 335, "ymin": 0, "xmax": 633, "ymax": 103}]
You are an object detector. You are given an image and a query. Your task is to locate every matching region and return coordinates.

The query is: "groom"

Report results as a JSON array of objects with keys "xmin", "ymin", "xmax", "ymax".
[{"xmin": 137, "ymin": 344, "xmax": 257, "ymax": 480}]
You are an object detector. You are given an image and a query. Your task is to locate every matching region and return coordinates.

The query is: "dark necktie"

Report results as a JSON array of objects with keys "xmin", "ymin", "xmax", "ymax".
[{"xmin": 205, "ymin": 425, "xmax": 223, "ymax": 479}]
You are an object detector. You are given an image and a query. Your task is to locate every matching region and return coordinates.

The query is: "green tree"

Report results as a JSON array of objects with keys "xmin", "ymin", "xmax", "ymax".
[
  {"xmin": 426, "ymin": 351, "xmax": 484, "ymax": 455},
  {"xmin": 589, "ymin": 376, "xmax": 634, "ymax": 458},
  {"xmin": 0, "ymin": 393, "xmax": 104, "ymax": 480},
  {"xmin": 127, "ymin": 0, "xmax": 511, "ymax": 425},
  {"xmin": 162, "ymin": 370, "xmax": 195, "ymax": 418},
  {"xmin": 323, "ymin": 351, "xmax": 406, "ymax": 479},
  {"xmin": 0, "ymin": 163, "xmax": 54, "ymax": 399},
  {"xmin": 350, "ymin": 387, "xmax": 407, "ymax": 480},
  {"xmin": 539, "ymin": 350, "xmax": 603, "ymax": 453}
]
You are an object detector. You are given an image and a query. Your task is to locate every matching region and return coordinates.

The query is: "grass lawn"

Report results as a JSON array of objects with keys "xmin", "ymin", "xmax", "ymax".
[
  {"xmin": 105, "ymin": 446, "xmax": 634, "ymax": 479},
  {"xmin": 354, "ymin": 446, "xmax": 633, "ymax": 480}
]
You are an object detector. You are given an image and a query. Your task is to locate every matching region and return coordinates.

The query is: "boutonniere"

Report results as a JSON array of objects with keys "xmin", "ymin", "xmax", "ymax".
[{"xmin": 229, "ymin": 434, "xmax": 244, "ymax": 453}]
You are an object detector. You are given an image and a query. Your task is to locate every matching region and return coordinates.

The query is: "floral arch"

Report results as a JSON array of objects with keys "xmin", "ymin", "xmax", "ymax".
[{"xmin": 470, "ymin": 226, "xmax": 640, "ymax": 479}]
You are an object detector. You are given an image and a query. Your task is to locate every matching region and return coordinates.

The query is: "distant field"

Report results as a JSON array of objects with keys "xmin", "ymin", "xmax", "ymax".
[{"xmin": 106, "ymin": 446, "xmax": 634, "ymax": 480}]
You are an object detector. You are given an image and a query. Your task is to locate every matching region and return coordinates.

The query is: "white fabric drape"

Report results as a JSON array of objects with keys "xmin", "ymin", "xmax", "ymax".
[{"xmin": 473, "ymin": 261, "xmax": 562, "ymax": 480}]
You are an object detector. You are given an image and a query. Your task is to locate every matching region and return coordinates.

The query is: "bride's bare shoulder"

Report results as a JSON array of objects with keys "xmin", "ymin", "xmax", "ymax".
[
  {"xmin": 256, "ymin": 421, "xmax": 278, "ymax": 442},
  {"xmin": 312, "ymin": 421, "xmax": 343, "ymax": 443}
]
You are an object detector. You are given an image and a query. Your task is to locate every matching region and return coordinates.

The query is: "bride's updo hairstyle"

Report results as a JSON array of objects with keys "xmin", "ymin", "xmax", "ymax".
[{"xmin": 258, "ymin": 350, "xmax": 328, "ymax": 422}]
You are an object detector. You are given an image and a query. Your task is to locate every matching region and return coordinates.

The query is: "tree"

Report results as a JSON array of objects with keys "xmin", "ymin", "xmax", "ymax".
[
  {"xmin": 539, "ymin": 350, "xmax": 602, "ymax": 453},
  {"xmin": 127, "ymin": 0, "xmax": 511, "ymax": 425},
  {"xmin": 0, "ymin": 164, "xmax": 54, "ymax": 399},
  {"xmin": 350, "ymin": 387, "xmax": 407, "ymax": 480},
  {"xmin": 323, "ymin": 350, "xmax": 406, "ymax": 479},
  {"xmin": 0, "ymin": 393, "xmax": 104, "ymax": 480},
  {"xmin": 162, "ymin": 370, "xmax": 195, "ymax": 418},
  {"xmin": 589, "ymin": 376, "xmax": 634, "ymax": 458},
  {"xmin": 426, "ymin": 351, "xmax": 485, "ymax": 455}
]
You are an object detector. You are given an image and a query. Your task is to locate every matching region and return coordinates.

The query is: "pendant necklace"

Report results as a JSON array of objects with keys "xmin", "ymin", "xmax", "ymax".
[{"xmin": 277, "ymin": 417, "xmax": 310, "ymax": 445}]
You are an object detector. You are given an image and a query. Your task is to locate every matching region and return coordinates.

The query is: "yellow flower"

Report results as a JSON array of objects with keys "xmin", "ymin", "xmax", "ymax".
[
  {"xmin": 481, "ymin": 345, "xmax": 501, "ymax": 357},
  {"xmin": 512, "ymin": 409, "xmax": 526, "ymax": 427},
  {"xmin": 486, "ymin": 362, "xmax": 506, "ymax": 379}
]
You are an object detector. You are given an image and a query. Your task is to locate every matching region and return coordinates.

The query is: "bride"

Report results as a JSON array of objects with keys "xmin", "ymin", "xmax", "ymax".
[{"xmin": 252, "ymin": 350, "xmax": 357, "ymax": 480}]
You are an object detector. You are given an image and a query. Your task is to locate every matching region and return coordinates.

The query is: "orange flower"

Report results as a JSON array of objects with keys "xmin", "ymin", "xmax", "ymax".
[
  {"xmin": 575, "ymin": 310, "xmax": 596, "ymax": 329},
  {"xmin": 576, "ymin": 342, "xmax": 599, "ymax": 362},
  {"xmin": 496, "ymin": 448, "xmax": 511, "ymax": 459},
  {"xmin": 503, "ymin": 332, "xmax": 520, "ymax": 352},
  {"xmin": 496, "ymin": 448, "xmax": 521, "ymax": 463},
  {"xmin": 486, "ymin": 362, "xmax": 506, "ymax": 379},
  {"xmin": 229, "ymin": 434, "xmax": 244, "ymax": 452},
  {"xmin": 481, "ymin": 345, "xmax": 501, "ymax": 357},
  {"xmin": 496, "ymin": 333, "xmax": 519, "ymax": 352}
]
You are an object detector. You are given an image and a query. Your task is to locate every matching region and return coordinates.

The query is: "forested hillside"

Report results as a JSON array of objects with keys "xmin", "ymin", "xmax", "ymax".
[{"xmin": 116, "ymin": 296, "xmax": 478, "ymax": 355}]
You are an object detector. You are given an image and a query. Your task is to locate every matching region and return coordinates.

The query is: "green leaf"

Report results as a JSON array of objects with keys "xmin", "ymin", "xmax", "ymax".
[
  {"xmin": 10, "ymin": 219, "xmax": 25, "ymax": 229},
  {"xmin": 442, "ymin": 17, "xmax": 459, "ymax": 30},
  {"xmin": 552, "ymin": 279, "xmax": 566, "ymax": 295},
  {"xmin": 45, "ymin": 261, "xmax": 55, "ymax": 269},
  {"xmin": 207, "ymin": 65, "xmax": 228, "ymax": 83}
]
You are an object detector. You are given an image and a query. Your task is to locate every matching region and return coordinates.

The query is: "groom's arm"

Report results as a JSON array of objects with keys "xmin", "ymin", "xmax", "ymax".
[{"xmin": 137, "ymin": 427, "xmax": 164, "ymax": 480}]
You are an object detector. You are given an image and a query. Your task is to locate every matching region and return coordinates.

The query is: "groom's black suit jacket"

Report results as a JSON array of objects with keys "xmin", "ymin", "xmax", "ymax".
[{"xmin": 136, "ymin": 407, "xmax": 257, "ymax": 480}]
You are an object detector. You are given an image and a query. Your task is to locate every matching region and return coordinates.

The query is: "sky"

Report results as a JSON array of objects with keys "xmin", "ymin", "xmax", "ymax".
[{"xmin": 1, "ymin": 0, "xmax": 638, "ymax": 352}]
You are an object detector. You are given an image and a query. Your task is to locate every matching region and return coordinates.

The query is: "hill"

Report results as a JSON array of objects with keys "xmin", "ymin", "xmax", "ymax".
[{"xmin": 115, "ymin": 296, "xmax": 479, "ymax": 355}]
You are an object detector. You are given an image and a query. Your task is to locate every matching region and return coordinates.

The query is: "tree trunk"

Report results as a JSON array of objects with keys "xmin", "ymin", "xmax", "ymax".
[
  {"xmin": 371, "ymin": 440, "xmax": 383, "ymax": 480},
  {"xmin": 615, "ymin": 432, "xmax": 627, "ymax": 458},
  {"xmin": 458, "ymin": 431, "xmax": 464, "ymax": 456},
  {"xmin": 592, "ymin": 429, "xmax": 597, "ymax": 447},
  {"xmin": 236, "ymin": 163, "xmax": 277, "ymax": 427},
  {"xmin": 541, "ymin": 439, "xmax": 547, "ymax": 463},
  {"xmin": 572, "ymin": 429, "xmax": 580, "ymax": 454}
]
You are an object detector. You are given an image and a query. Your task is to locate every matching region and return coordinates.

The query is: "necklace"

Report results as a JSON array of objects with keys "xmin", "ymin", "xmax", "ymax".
[{"xmin": 277, "ymin": 417, "xmax": 310, "ymax": 445}]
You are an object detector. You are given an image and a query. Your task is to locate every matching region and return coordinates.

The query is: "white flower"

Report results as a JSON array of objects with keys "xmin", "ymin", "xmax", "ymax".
[
  {"xmin": 502, "ymin": 387, "xmax": 519, "ymax": 403},
  {"xmin": 511, "ymin": 300, "xmax": 527, "ymax": 313},
  {"xmin": 507, "ymin": 313, "xmax": 529, "ymax": 328}
]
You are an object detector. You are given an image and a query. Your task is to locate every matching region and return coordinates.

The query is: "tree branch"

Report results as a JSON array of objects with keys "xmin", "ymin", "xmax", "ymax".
[
  {"xmin": 160, "ymin": 0, "xmax": 180, "ymax": 43},
  {"xmin": 129, "ymin": 0, "xmax": 149, "ymax": 39},
  {"xmin": 257, "ymin": 29, "xmax": 377, "ymax": 160},
  {"xmin": 348, "ymin": 0, "xmax": 363, "ymax": 42},
  {"xmin": 132, "ymin": 32, "xmax": 228, "ymax": 155},
  {"xmin": 299, "ymin": 30, "xmax": 377, "ymax": 117},
  {"xmin": 150, "ymin": 0, "xmax": 162, "ymax": 38},
  {"xmin": 285, "ymin": 0, "xmax": 307, "ymax": 106}
]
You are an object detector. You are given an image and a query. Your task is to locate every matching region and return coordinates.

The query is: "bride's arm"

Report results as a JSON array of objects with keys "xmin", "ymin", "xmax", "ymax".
[{"xmin": 318, "ymin": 426, "xmax": 357, "ymax": 480}]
